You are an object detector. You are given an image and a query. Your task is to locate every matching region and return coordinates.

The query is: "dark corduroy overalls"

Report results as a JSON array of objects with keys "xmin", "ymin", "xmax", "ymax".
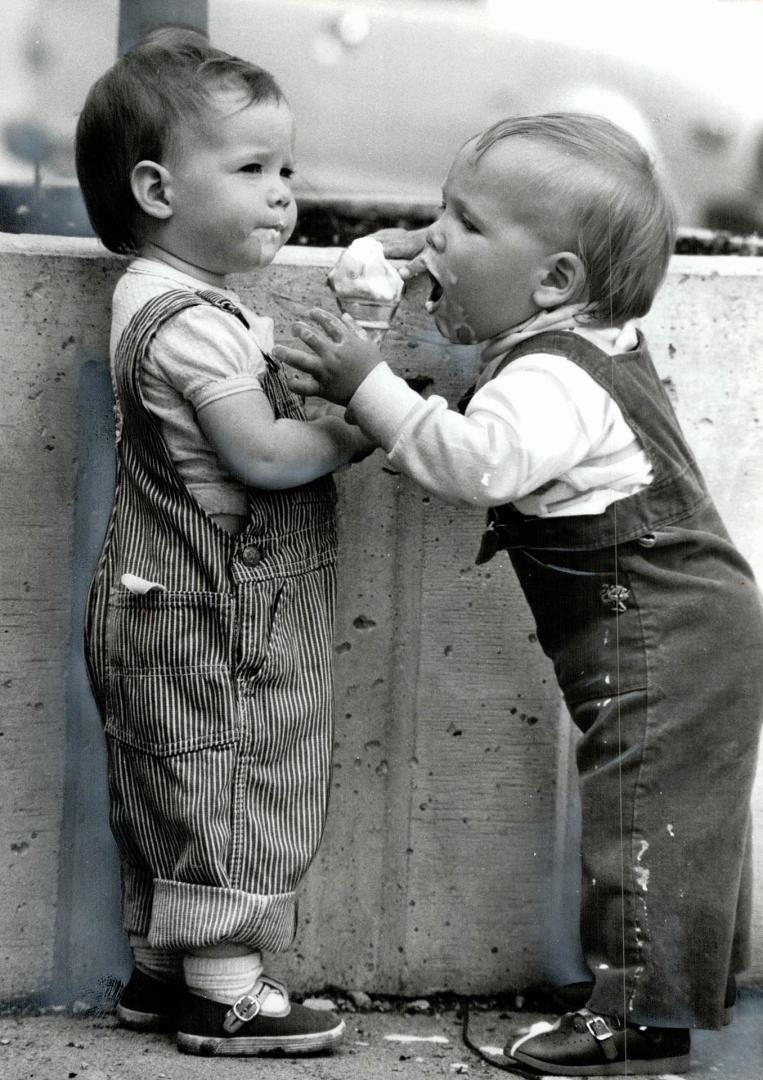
[
  {"xmin": 85, "ymin": 289, "xmax": 337, "ymax": 954},
  {"xmin": 477, "ymin": 330, "xmax": 763, "ymax": 1029}
]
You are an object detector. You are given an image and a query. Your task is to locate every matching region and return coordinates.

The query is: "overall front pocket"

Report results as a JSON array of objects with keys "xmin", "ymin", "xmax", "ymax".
[{"xmin": 106, "ymin": 588, "xmax": 234, "ymax": 674}]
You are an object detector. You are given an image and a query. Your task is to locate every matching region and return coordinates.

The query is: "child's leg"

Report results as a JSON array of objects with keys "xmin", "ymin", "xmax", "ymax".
[
  {"xmin": 507, "ymin": 518, "xmax": 763, "ymax": 1074},
  {"xmin": 578, "ymin": 523, "xmax": 763, "ymax": 1031}
]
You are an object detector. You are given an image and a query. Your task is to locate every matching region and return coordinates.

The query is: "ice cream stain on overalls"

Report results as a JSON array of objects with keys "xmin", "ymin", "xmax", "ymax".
[
  {"xmin": 85, "ymin": 288, "xmax": 337, "ymax": 953},
  {"xmin": 475, "ymin": 330, "xmax": 763, "ymax": 1029}
]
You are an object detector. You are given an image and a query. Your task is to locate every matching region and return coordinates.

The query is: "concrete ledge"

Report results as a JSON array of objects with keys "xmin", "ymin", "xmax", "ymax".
[{"xmin": 1, "ymin": 234, "xmax": 761, "ymax": 1002}]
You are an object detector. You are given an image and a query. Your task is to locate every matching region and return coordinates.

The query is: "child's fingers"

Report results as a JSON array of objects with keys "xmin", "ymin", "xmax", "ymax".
[
  {"xmin": 368, "ymin": 225, "xmax": 428, "ymax": 259},
  {"xmin": 288, "ymin": 322, "xmax": 337, "ymax": 359},
  {"xmin": 364, "ymin": 227, "xmax": 410, "ymax": 256},
  {"xmin": 308, "ymin": 307, "xmax": 347, "ymax": 338},
  {"xmin": 272, "ymin": 343, "xmax": 325, "ymax": 374},
  {"xmin": 399, "ymin": 253, "xmax": 428, "ymax": 282},
  {"xmin": 284, "ymin": 371, "xmax": 321, "ymax": 398}
]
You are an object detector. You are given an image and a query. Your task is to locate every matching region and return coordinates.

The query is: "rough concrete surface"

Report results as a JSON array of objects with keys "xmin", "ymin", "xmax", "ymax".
[{"xmin": 0, "ymin": 992, "xmax": 761, "ymax": 1080}]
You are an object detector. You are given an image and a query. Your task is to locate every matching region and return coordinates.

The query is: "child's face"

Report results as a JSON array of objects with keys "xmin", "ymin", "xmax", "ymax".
[
  {"xmin": 161, "ymin": 88, "xmax": 297, "ymax": 278},
  {"xmin": 423, "ymin": 139, "xmax": 558, "ymax": 343}
]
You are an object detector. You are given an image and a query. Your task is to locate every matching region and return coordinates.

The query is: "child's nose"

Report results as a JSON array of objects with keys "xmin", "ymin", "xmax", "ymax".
[
  {"xmin": 425, "ymin": 222, "xmax": 446, "ymax": 253},
  {"xmin": 268, "ymin": 179, "xmax": 292, "ymax": 208}
]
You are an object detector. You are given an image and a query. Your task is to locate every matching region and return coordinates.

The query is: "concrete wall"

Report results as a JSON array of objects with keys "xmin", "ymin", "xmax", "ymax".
[{"xmin": 1, "ymin": 234, "xmax": 762, "ymax": 1004}]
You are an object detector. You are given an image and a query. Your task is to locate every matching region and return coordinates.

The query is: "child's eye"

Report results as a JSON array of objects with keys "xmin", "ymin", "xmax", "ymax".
[
  {"xmin": 461, "ymin": 214, "xmax": 478, "ymax": 233},
  {"xmin": 280, "ymin": 167, "xmax": 294, "ymax": 181},
  {"xmin": 240, "ymin": 163, "xmax": 263, "ymax": 174}
]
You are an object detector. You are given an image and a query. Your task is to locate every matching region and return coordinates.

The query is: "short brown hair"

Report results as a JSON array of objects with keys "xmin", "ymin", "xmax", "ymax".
[
  {"xmin": 75, "ymin": 28, "xmax": 284, "ymax": 254},
  {"xmin": 473, "ymin": 113, "xmax": 676, "ymax": 324}
]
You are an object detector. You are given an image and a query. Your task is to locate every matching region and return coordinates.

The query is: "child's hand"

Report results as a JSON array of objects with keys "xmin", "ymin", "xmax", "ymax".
[
  {"xmin": 366, "ymin": 226, "xmax": 429, "ymax": 283},
  {"xmin": 300, "ymin": 398, "xmax": 348, "ymax": 421},
  {"xmin": 273, "ymin": 308, "xmax": 383, "ymax": 406}
]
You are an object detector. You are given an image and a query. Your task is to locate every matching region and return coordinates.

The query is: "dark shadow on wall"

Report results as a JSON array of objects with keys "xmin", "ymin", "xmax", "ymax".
[{"xmin": 55, "ymin": 358, "xmax": 131, "ymax": 1007}]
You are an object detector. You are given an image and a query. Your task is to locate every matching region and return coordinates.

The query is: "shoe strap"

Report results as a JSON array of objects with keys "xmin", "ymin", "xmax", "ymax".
[
  {"xmin": 223, "ymin": 974, "xmax": 290, "ymax": 1033},
  {"xmin": 578, "ymin": 1009, "xmax": 618, "ymax": 1061}
]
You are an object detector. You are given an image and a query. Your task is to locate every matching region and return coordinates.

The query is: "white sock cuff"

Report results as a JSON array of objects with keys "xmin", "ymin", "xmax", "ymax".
[{"xmin": 183, "ymin": 948, "xmax": 264, "ymax": 1005}]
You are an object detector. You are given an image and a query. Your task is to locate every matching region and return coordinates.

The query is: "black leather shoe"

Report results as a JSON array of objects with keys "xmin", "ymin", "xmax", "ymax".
[
  {"xmin": 116, "ymin": 968, "xmax": 184, "ymax": 1031},
  {"xmin": 508, "ymin": 1009, "xmax": 690, "ymax": 1076},
  {"xmin": 176, "ymin": 976, "xmax": 345, "ymax": 1056}
]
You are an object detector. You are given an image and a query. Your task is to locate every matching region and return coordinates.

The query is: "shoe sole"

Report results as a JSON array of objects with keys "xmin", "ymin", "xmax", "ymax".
[
  {"xmin": 176, "ymin": 1018, "xmax": 346, "ymax": 1056},
  {"xmin": 116, "ymin": 1004, "xmax": 176, "ymax": 1032},
  {"xmin": 513, "ymin": 1050, "xmax": 690, "ymax": 1076}
]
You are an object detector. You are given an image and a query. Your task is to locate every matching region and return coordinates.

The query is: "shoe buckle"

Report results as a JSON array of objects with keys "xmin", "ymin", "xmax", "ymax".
[
  {"xmin": 585, "ymin": 1015, "xmax": 614, "ymax": 1042},
  {"xmin": 582, "ymin": 1012, "xmax": 618, "ymax": 1061},
  {"xmin": 224, "ymin": 994, "xmax": 260, "ymax": 1033},
  {"xmin": 223, "ymin": 974, "xmax": 290, "ymax": 1033}
]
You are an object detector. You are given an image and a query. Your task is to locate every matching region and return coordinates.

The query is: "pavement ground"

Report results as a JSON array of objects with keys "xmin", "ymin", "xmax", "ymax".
[{"xmin": 0, "ymin": 990, "xmax": 761, "ymax": 1080}]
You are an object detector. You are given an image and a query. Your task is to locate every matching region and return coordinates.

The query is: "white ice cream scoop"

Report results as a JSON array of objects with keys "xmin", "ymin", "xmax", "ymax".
[{"xmin": 328, "ymin": 237, "xmax": 404, "ymax": 342}]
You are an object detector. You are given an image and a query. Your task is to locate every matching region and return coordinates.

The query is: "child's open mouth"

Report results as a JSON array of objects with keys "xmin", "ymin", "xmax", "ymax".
[{"xmin": 424, "ymin": 270, "xmax": 444, "ymax": 314}]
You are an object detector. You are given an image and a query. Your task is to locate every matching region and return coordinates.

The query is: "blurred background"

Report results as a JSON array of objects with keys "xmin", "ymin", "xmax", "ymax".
[{"xmin": 1, "ymin": 0, "xmax": 762, "ymax": 244}]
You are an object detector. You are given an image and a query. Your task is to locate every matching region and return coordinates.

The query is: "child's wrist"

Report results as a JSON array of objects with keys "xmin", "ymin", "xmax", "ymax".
[{"xmin": 339, "ymin": 354, "xmax": 382, "ymax": 403}]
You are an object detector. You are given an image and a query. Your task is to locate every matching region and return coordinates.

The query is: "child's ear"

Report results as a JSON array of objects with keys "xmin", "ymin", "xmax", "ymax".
[
  {"xmin": 533, "ymin": 252, "xmax": 587, "ymax": 309},
  {"xmin": 130, "ymin": 160, "xmax": 174, "ymax": 221}
]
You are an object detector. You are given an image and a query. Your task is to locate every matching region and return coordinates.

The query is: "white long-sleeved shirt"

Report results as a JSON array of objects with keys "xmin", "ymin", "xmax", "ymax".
[{"xmin": 349, "ymin": 325, "xmax": 653, "ymax": 516}]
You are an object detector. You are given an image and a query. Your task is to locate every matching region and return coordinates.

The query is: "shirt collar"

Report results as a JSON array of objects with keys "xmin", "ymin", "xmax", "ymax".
[{"xmin": 127, "ymin": 257, "xmax": 275, "ymax": 354}]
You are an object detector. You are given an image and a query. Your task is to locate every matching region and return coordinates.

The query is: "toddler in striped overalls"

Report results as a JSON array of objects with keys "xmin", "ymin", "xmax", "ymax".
[
  {"xmin": 75, "ymin": 29, "xmax": 369, "ymax": 1057},
  {"xmin": 279, "ymin": 113, "xmax": 763, "ymax": 1075}
]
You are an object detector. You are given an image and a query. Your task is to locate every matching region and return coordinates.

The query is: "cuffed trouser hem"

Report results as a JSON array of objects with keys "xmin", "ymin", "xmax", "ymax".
[{"xmin": 122, "ymin": 869, "xmax": 297, "ymax": 952}]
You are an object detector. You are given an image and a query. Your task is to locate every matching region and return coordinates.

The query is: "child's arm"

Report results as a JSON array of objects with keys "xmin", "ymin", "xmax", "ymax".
[
  {"xmin": 275, "ymin": 310, "xmax": 601, "ymax": 507},
  {"xmin": 198, "ymin": 389, "xmax": 375, "ymax": 490}
]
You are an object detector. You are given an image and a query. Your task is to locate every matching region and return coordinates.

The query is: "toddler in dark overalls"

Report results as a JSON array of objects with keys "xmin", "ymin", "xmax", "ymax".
[
  {"xmin": 76, "ymin": 29, "xmax": 371, "ymax": 1058},
  {"xmin": 278, "ymin": 112, "xmax": 763, "ymax": 1075}
]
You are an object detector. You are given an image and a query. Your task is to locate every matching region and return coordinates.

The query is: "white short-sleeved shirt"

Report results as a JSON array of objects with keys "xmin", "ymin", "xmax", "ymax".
[{"xmin": 110, "ymin": 258, "xmax": 274, "ymax": 521}]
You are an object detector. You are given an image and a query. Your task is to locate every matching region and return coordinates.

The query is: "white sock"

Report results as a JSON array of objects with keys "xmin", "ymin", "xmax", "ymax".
[
  {"xmin": 184, "ymin": 946, "xmax": 265, "ymax": 1006},
  {"xmin": 128, "ymin": 934, "xmax": 184, "ymax": 983}
]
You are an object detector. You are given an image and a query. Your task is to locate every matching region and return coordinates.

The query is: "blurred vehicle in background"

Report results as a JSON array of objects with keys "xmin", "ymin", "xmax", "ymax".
[
  {"xmin": 1, "ymin": 0, "xmax": 762, "ymax": 239},
  {"xmin": 210, "ymin": 0, "xmax": 763, "ymax": 235}
]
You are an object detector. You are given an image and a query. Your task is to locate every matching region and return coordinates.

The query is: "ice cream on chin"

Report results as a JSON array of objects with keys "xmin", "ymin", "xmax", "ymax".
[{"xmin": 328, "ymin": 237, "xmax": 404, "ymax": 342}]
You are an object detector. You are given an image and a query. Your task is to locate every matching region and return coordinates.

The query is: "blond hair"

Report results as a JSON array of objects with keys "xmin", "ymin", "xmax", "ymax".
[{"xmin": 474, "ymin": 113, "xmax": 676, "ymax": 324}]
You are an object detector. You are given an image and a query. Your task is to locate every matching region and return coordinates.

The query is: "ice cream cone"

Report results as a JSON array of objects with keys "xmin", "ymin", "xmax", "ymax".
[
  {"xmin": 333, "ymin": 294, "xmax": 400, "ymax": 343},
  {"xmin": 327, "ymin": 237, "xmax": 404, "ymax": 343}
]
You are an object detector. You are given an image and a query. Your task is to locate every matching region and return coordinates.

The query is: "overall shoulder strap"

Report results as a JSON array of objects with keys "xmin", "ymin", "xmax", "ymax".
[
  {"xmin": 458, "ymin": 330, "xmax": 601, "ymax": 413},
  {"xmin": 113, "ymin": 287, "xmax": 261, "ymax": 414},
  {"xmin": 195, "ymin": 288, "xmax": 280, "ymax": 373},
  {"xmin": 194, "ymin": 288, "xmax": 250, "ymax": 329}
]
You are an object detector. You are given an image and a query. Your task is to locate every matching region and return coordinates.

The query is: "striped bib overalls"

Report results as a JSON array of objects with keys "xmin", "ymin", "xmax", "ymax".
[{"xmin": 85, "ymin": 288, "xmax": 337, "ymax": 952}]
